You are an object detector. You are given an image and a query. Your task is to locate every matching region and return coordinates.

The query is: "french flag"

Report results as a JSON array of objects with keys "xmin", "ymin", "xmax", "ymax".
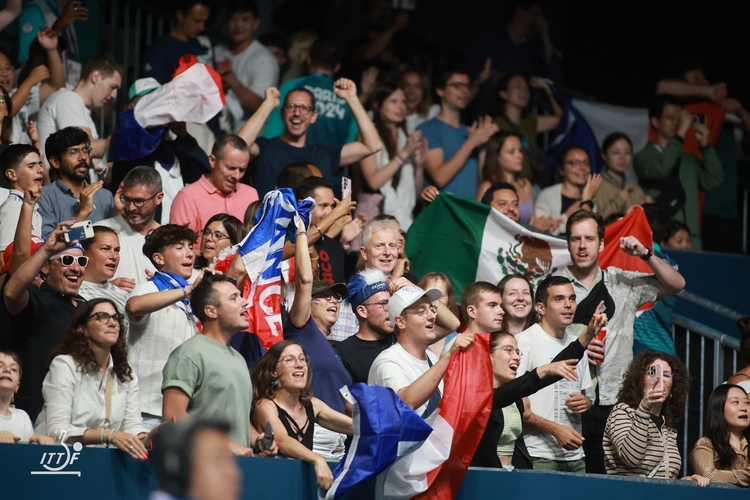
[
  {"xmin": 237, "ymin": 189, "xmax": 313, "ymax": 349},
  {"xmin": 323, "ymin": 335, "xmax": 493, "ymax": 500}
]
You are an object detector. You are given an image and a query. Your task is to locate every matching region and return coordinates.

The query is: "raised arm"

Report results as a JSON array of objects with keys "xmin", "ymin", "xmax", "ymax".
[
  {"xmin": 0, "ymin": 0, "xmax": 21, "ymax": 31},
  {"xmin": 38, "ymin": 27, "xmax": 66, "ymax": 101},
  {"xmin": 4, "ymin": 220, "xmax": 74, "ymax": 315},
  {"xmin": 237, "ymin": 87, "xmax": 281, "ymax": 159},
  {"xmin": 336, "ymin": 78, "xmax": 383, "ymax": 166},
  {"xmin": 619, "ymin": 236, "xmax": 685, "ymax": 300},
  {"xmin": 126, "ymin": 270, "xmax": 205, "ymax": 320},
  {"xmin": 531, "ymin": 78, "xmax": 562, "ymax": 133},
  {"xmin": 288, "ymin": 222, "xmax": 313, "ymax": 328},
  {"xmin": 5, "ymin": 185, "xmax": 41, "ymax": 277},
  {"xmin": 360, "ymin": 130, "xmax": 423, "ymax": 191}
]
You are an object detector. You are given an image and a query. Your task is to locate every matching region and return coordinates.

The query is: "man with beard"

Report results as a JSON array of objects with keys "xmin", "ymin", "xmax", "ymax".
[
  {"xmin": 333, "ymin": 268, "xmax": 394, "ymax": 384},
  {"xmin": 553, "ymin": 210, "xmax": 685, "ymax": 473},
  {"xmin": 3, "ymin": 221, "xmax": 87, "ymax": 421},
  {"xmin": 237, "ymin": 80, "xmax": 381, "ymax": 197},
  {"xmin": 96, "ymin": 166, "xmax": 162, "ymax": 287},
  {"xmin": 38, "ymin": 127, "xmax": 114, "ymax": 239}
]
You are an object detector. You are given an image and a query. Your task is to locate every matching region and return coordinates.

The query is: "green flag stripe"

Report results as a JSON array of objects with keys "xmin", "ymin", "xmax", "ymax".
[{"xmin": 405, "ymin": 193, "xmax": 490, "ymax": 303}]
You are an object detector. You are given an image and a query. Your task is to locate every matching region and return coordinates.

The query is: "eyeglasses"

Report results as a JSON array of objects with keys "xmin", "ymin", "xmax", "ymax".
[
  {"xmin": 120, "ymin": 192, "xmax": 159, "ymax": 208},
  {"xmin": 66, "ymin": 147, "xmax": 92, "ymax": 157},
  {"xmin": 283, "ymin": 103, "xmax": 315, "ymax": 114},
  {"xmin": 50, "ymin": 254, "xmax": 89, "ymax": 267},
  {"xmin": 362, "ymin": 300, "xmax": 389, "ymax": 311},
  {"xmin": 278, "ymin": 354, "xmax": 310, "ymax": 366},
  {"xmin": 445, "ymin": 82, "xmax": 470, "ymax": 90},
  {"xmin": 402, "ymin": 304, "xmax": 438, "ymax": 318},
  {"xmin": 565, "ymin": 159, "xmax": 591, "ymax": 167},
  {"xmin": 202, "ymin": 229, "xmax": 230, "ymax": 241},
  {"xmin": 498, "ymin": 345, "xmax": 523, "ymax": 358},
  {"xmin": 88, "ymin": 312, "xmax": 124, "ymax": 325},
  {"xmin": 316, "ymin": 291, "xmax": 343, "ymax": 303}
]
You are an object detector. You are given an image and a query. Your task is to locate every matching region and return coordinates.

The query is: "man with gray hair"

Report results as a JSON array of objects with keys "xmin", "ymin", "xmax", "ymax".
[
  {"xmin": 96, "ymin": 166, "xmax": 163, "ymax": 286},
  {"xmin": 327, "ymin": 217, "xmax": 401, "ymax": 342},
  {"xmin": 170, "ymin": 134, "xmax": 259, "ymax": 247}
]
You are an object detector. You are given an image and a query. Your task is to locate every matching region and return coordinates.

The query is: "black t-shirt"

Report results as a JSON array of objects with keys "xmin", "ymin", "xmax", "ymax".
[
  {"xmin": 333, "ymin": 335, "xmax": 396, "ymax": 384},
  {"xmin": 561, "ymin": 194, "xmax": 579, "ymax": 214},
  {"xmin": 9, "ymin": 282, "xmax": 83, "ymax": 420},
  {"xmin": 251, "ymin": 137, "xmax": 342, "ymax": 198},
  {"xmin": 315, "ymin": 237, "xmax": 346, "ymax": 286}
]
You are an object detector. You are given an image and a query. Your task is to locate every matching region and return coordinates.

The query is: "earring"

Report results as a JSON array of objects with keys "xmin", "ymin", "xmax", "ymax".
[{"xmin": 271, "ymin": 380, "xmax": 279, "ymax": 387}]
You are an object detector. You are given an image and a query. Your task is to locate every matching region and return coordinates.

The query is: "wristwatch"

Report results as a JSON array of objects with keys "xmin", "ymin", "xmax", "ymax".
[
  {"xmin": 640, "ymin": 248, "xmax": 653, "ymax": 261},
  {"xmin": 580, "ymin": 200, "xmax": 594, "ymax": 210}
]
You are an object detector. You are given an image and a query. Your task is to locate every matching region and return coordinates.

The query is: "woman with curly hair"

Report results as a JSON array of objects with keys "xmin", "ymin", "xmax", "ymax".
[
  {"xmin": 603, "ymin": 350, "xmax": 707, "ymax": 485},
  {"xmin": 690, "ymin": 384, "xmax": 750, "ymax": 486},
  {"xmin": 251, "ymin": 340, "xmax": 352, "ymax": 490},
  {"xmin": 34, "ymin": 298, "xmax": 150, "ymax": 460}
]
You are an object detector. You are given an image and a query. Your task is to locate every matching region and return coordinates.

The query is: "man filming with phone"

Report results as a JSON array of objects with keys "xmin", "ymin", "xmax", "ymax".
[
  {"xmin": 3, "ymin": 220, "xmax": 87, "ymax": 421},
  {"xmin": 161, "ymin": 274, "xmax": 278, "ymax": 457},
  {"xmin": 38, "ymin": 127, "xmax": 114, "ymax": 239}
]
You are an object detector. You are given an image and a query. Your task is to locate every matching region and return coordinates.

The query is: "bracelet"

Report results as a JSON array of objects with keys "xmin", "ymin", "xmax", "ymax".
[
  {"xmin": 182, "ymin": 287, "xmax": 187, "ymax": 299},
  {"xmin": 295, "ymin": 231, "xmax": 308, "ymax": 237},
  {"xmin": 311, "ymin": 256, "xmax": 319, "ymax": 261},
  {"xmin": 395, "ymin": 153, "xmax": 406, "ymax": 162},
  {"xmin": 580, "ymin": 200, "xmax": 594, "ymax": 210},
  {"xmin": 640, "ymin": 248, "xmax": 653, "ymax": 261},
  {"xmin": 315, "ymin": 224, "xmax": 324, "ymax": 241},
  {"xmin": 100, "ymin": 428, "xmax": 105, "ymax": 444}
]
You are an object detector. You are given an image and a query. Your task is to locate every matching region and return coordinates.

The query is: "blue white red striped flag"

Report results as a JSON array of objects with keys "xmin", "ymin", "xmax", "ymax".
[{"xmin": 238, "ymin": 189, "xmax": 313, "ymax": 349}]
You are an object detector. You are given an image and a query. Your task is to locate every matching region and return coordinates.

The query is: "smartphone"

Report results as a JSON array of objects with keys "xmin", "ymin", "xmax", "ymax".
[
  {"xmin": 341, "ymin": 177, "xmax": 352, "ymax": 199},
  {"xmin": 649, "ymin": 364, "xmax": 663, "ymax": 391},
  {"xmin": 262, "ymin": 421, "xmax": 274, "ymax": 451},
  {"xmin": 692, "ymin": 113, "xmax": 706, "ymax": 125},
  {"xmin": 64, "ymin": 220, "xmax": 94, "ymax": 243}
]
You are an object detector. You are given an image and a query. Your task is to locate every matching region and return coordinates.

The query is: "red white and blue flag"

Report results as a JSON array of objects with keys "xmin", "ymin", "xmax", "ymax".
[
  {"xmin": 237, "ymin": 189, "xmax": 313, "ymax": 349},
  {"xmin": 323, "ymin": 335, "xmax": 493, "ymax": 499}
]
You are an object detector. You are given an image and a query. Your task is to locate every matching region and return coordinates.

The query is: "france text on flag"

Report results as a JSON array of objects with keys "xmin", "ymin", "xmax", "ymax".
[{"xmin": 237, "ymin": 189, "xmax": 313, "ymax": 349}]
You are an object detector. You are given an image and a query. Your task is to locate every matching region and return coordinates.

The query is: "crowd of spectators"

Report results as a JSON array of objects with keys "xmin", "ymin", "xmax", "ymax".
[{"xmin": 0, "ymin": 0, "xmax": 749, "ymax": 495}]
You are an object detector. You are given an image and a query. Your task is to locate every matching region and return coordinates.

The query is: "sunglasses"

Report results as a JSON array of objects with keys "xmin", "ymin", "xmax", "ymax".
[{"xmin": 50, "ymin": 254, "xmax": 89, "ymax": 267}]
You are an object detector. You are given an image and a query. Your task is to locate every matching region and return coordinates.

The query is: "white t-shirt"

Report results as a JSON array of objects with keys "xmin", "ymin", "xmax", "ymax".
[
  {"xmin": 37, "ymin": 88, "xmax": 99, "ymax": 168},
  {"xmin": 0, "ymin": 407, "xmax": 34, "ymax": 441},
  {"xmin": 94, "ymin": 216, "xmax": 157, "ymax": 286},
  {"xmin": 516, "ymin": 323, "xmax": 592, "ymax": 462},
  {"xmin": 154, "ymin": 161, "xmax": 184, "ymax": 224},
  {"xmin": 127, "ymin": 279, "xmax": 199, "ymax": 416},
  {"xmin": 375, "ymin": 127, "xmax": 416, "ymax": 231},
  {"xmin": 368, "ymin": 342, "xmax": 441, "ymax": 417},
  {"xmin": 0, "ymin": 190, "xmax": 43, "ymax": 251},
  {"xmin": 216, "ymin": 40, "xmax": 279, "ymax": 131}
]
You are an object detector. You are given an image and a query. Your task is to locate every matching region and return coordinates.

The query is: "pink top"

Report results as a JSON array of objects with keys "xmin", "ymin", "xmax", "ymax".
[{"xmin": 170, "ymin": 176, "xmax": 258, "ymax": 246}]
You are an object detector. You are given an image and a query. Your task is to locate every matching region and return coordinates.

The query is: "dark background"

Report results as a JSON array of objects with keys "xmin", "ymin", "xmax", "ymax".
[{"xmin": 267, "ymin": 0, "xmax": 749, "ymax": 109}]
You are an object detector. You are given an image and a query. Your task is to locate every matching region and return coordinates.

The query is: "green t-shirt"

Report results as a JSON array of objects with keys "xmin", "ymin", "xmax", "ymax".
[{"xmin": 162, "ymin": 334, "xmax": 253, "ymax": 447}]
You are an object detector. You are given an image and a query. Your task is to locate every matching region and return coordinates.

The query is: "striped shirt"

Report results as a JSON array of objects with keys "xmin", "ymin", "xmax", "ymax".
[{"xmin": 603, "ymin": 402, "xmax": 681, "ymax": 478}]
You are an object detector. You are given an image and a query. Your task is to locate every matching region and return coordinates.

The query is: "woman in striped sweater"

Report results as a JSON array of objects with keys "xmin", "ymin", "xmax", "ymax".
[{"xmin": 602, "ymin": 350, "xmax": 708, "ymax": 485}]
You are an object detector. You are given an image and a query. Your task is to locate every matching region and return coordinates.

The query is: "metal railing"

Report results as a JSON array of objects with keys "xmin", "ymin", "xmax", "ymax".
[{"xmin": 670, "ymin": 294, "xmax": 745, "ymax": 475}]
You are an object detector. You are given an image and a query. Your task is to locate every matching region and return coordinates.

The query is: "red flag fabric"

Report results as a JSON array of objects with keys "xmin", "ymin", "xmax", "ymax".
[
  {"xmin": 172, "ymin": 54, "xmax": 227, "ymax": 105},
  {"xmin": 414, "ymin": 334, "xmax": 493, "ymax": 500},
  {"xmin": 600, "ymin": 206, "xmax": 653, "ymax": 274}
]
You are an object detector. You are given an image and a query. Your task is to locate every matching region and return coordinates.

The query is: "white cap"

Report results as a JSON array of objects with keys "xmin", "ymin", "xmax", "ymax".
[{"xmin": 388, "ymin": 286, "xmax": 443, "ymax": 326}]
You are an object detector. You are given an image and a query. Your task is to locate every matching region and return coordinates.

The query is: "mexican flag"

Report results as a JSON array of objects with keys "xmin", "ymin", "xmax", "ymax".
[{"xmin": 406, "ymin": 193, "xmax": 572, "ymax": 302}]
